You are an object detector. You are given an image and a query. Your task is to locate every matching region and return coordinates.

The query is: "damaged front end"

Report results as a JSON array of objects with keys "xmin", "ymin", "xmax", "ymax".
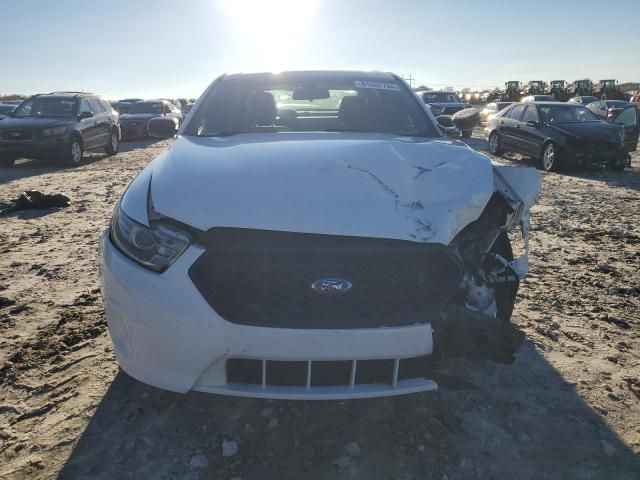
[{"xmin": 435, "ymin": 165, "xmax": 540, "ymax": 364}]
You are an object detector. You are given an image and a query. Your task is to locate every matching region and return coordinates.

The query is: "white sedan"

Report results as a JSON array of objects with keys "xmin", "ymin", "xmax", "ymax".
[{"xmin": 101, "ymin": 70, "xmax": 540, "ymax": 399}]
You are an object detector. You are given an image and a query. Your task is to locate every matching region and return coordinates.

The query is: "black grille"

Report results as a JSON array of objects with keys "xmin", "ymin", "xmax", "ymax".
[
  {"xmin": 189, "ymin": 229, "xmax": 463, "ymax": 329},
  {"xmin": 1, "ymin": 129, "xmax": 34, "ymax": 141}
]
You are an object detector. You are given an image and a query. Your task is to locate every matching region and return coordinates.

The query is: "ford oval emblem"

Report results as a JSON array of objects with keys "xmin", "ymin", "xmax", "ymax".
[{"xmin": 311, "ymin": 278, "xmax": 352, "ymax": 295}]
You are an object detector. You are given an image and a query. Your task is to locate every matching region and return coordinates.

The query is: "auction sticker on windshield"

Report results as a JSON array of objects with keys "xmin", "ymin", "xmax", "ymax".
[{"xmin": 355, "ymin": 80, "xmax": 401, "ymax": 91}]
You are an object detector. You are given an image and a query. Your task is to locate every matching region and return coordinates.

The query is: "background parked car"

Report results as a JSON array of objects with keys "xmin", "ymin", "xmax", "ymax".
[
  {"xmin": 587, "ymin": 100, "xmax": 633, "ymax": 122},
  {"xmin": 418, "ymin": 91, "xmax": 472, "ymax": 116},
  {"xmin": 418, "ymin": 91, "xmax": 476, "ymax": 137},
  {"xmin": 0, "ymin": 91, "xmax": 120, "ymax": 167},
  {"xmin": 162, "ymin": 98, "xmax": 183, "ymax": 112},
  {"xmin": 0, "ymin": 103, "xmax": 18, "ymax": 116},
  {"xmin": 480, "ymin": 101, "xmax": 513, "ymax": 124},
  {"xmin": 486, "ymin": 102, "xmax": 629, "ymax": 171},
  {"xmin": 587, "ymin": 101, "xmax": 639, "ymax": 153},
  {"xmin": 568, "ymin": 96, "xmax": 599, "ymax": 105},
  {"xmin": 115, "ymin": 98, "xmax": 143, "ymax": 115},
  {"xmin": 119, "ymin": 99, "xmax": 182, "ymax": 140},
  {"xmin": 522, "ymin": 95, "xmax": 555, "ymax": 103}
]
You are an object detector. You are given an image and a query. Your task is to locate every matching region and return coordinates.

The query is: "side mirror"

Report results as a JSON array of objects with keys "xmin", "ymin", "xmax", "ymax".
[
  {"xmin": 79, "ymin": 111, "xmax": 93, "ymax": 120},
  {"xmin": 526, "ymin": 120, "xmax": 539, "ymax": 128},
  {"xmin": 452, "ymin": 107, "xmax": 480, "ymax": 131},
  {"xmin": 436, "ymin": 115, "xmax": 454, "ymax": 128},
  {"xmin": 147, "ymin": 116, "xmax": 178, "ymax": 138}
]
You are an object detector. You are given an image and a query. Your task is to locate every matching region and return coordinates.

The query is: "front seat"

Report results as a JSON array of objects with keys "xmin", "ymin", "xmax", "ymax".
[
  {"xmin": 249, "ymin": 91, "xmax": 277, "ymax": 127},
  {"xmin": 338, "ymin": 95, "xmax": 371, "ymax": 131}
]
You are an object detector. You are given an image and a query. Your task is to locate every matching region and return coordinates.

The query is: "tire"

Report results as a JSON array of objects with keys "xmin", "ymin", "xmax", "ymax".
[
  {"xmin": 0, "ymin": 157, "xmax": 15, "ymax": 168},
  {"xmin": 461, "ymin": 129, "xmax": 473, "ymax": 138},
  {"xmin": 487, "ymin": 232, "xmax": 519, "ymax": 322},
  {"xmin": 104, "ymin": 130, "xmax": 120, "ymax": 156},
  {"xmin": 540, "ymin": 141, "xmax": 561, "ymax": 172},
  {"xmin": 488, "ymin": 131, "xmax": 502, "ymax": 155},
  {"xmin": 66, "ymin": 137, "xmax": 83, "ymax": 167}
]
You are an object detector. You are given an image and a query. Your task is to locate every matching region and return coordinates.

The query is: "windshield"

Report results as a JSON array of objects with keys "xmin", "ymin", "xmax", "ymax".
[
  {"xmin": 185, "ymin": 74, "xmax": 438, "ymax": 137},
  {"xmin": 539, "ymin": 105, "xmax": 600, "ymax": 123},
  {"xmin": 13, "ymin": 97, "xmax": 76, "ymax": 118},
  {"xmin": 422, "ymin": 92, "xmax": 461, "ymax": 103},
  {"xmin": 128, "ymin": 102, "xmax": 164, "ymax": 114}
]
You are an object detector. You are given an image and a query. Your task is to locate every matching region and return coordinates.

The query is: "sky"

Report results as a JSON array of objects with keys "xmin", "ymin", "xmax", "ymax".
[{"xmin": 1, "ymin": 0, "xmax": 639, "ymax": 99}]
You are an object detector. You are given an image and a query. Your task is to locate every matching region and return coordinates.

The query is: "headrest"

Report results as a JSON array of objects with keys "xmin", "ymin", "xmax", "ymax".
[
  {"xmin": 338, "ymin": 96, "xmax": 369, "ymax": 130},
  {"xmin": 250, "ymin": 91, "xmax": 277, "ymax": 126}
]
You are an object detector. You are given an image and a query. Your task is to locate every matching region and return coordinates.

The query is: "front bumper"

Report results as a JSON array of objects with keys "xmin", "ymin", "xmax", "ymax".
[
  {"xmin": 120, "ymin": 122, "xmax": 148, "ymax": 140},
  {"xmin": 0, "ymin": 136, "xmax": 68, "ymax": 159},
  {"xmin": 568, "ymin": 145, "xmax": 626, "ymax": 166},
  {"xmin": 100, "ymin": 232, "xmax": 438, "ymax": 399}
]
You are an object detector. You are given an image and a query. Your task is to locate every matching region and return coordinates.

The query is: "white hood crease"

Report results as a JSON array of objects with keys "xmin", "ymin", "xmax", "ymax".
[{"xmin": 121, "ymin": 133, "xmax": 540, "ymax": 254}]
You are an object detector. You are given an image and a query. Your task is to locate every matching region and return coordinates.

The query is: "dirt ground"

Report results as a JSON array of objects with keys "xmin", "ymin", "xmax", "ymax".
[{"xmin": 1, "ymin": 131, "xmax": 639, "ymax": 480}]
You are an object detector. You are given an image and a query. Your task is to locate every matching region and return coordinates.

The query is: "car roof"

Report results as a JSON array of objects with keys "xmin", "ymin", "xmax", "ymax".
[
  {"xmin": 518, "ymin": 101, "xmax": 584, "ymax": 108},
  {"xmin": 31, "ymin": 94, "xmax": 80, "ymax": 100},
  {"xmin": 224, "ymin": 70, "xmax": 398, "ymax": 81}
]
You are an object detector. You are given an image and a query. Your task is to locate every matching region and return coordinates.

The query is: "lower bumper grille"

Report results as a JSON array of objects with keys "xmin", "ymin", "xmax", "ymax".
[
  {"xmin": 227, "ymin": 356, "xmax": 433, "ymax": 389},
  {"xmin": 189, "ymin": 229, "xmax": 463, "ymax": 328},
  {"xmin": 1, "ymin": 129, "xmax": 35, "ymax": 141}
]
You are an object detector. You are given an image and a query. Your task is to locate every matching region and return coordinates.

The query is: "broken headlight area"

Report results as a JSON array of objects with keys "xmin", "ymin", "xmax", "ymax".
[
  {"xmin": 437, "ymin": 190, "xmax": 532, "ymax": 364},
  {"xmin": 109, "ymin": 205, "xmax": 191, "ymax": 272}
]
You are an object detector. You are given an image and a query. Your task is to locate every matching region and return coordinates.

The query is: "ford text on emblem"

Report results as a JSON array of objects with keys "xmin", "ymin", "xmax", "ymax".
[
  {"xmin": 311, "ymin": 278, "xmax": 352, "ymax": 295},
  {"xmin": 11, "ymin": 132, "xmax": 20, "ymax": 137}
]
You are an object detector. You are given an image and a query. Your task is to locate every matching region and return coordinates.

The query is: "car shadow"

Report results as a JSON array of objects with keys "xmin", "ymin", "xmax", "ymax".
[{"xmin": 59, "ymin": 343, "xmax": 639, "ymax": 480}]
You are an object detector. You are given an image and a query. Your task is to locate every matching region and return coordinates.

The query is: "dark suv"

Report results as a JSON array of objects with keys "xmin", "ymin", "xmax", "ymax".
[{"xmin": 0, "ymin": 92, "xmax": 121, "ymax": 167}]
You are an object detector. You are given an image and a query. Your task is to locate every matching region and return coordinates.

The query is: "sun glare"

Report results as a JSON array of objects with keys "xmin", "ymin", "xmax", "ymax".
[{"xmin": 220, "ymin": 0, "xmax": 320, "ymax": 68}]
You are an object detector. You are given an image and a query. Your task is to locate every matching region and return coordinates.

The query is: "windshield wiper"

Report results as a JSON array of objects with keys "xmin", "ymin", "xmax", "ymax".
[
  {"xmin": 198, "ymin": 130, "xmax": 242, "ymax": 137},
  {"xmin": 324, "ymin": 128, "xmax": 370, "ymax": 133},
  {"xmin": 325, "ymin": 128, "xmax": 426, "ymax": 137}
]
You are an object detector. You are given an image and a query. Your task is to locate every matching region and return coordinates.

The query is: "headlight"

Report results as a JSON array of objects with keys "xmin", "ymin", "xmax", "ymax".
[
  {"xmin": 430, "ymin": 105, "xmax": 444, "ymax": 114},
  {"xmin": 109, "ymin": 206, "xmax": 191, "ymax": 272},
  {"xmin": 42, "ymin": 126, "xmax": 67, "ymax": 136}
]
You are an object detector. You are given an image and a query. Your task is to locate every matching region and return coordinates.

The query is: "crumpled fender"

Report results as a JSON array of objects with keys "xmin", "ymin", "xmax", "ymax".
[{"xmin": 490, "ymin": 163, "xmax": 541, "ymax": 280}]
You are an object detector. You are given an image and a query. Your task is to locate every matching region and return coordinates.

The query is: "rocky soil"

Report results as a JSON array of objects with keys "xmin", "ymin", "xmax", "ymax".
[{"xmin": 1, "ymin": 132, "xmax": 639, "ymax": 479}]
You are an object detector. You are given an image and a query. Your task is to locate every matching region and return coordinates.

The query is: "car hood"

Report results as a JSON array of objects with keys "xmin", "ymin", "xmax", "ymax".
[
  {"xmin": 138, "ymin": 133, "xmax": 498, "ymax": 246},
  {"xmin": 0, "ymin": 117, "xmax": 71, "ymax": 129},
  {"xmin": 548, "ymin": 121, "xmax": 621, "ymax": 142},
  {"xmin": 120, "ymin": 113, "xmax": 161, "ymax": 121}
]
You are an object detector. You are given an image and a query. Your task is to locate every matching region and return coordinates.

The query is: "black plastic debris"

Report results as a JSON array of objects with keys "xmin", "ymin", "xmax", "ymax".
[{"xmin": 0, "ymin": 190, "xmax": 70, "ymax": 215}]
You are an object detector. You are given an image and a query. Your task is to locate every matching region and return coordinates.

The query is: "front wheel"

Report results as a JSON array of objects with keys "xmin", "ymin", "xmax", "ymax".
[
  {"xmin": 488, "ymin": 131, "xmax": 502, "ymax": 155},
  {"xmin": 540, "ymin": 142, "xmax": 561, "ymax": 172},
  {"xmin": 66, "ymin": 138, "xmax": 83, "ymax": 167},
  {"xmin": 105, "ymin": 130, "xmax": 119, "ymax": 156}
]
